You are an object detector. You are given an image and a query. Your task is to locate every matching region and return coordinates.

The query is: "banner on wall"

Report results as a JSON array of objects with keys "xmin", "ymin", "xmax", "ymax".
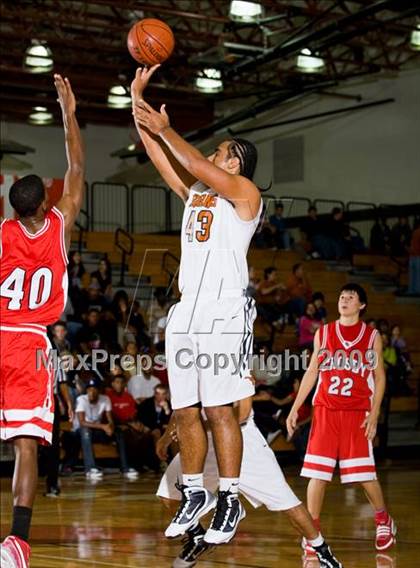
[{"xmin": 0, "ymin": 175, "xmax": 64, "ymax": 219}]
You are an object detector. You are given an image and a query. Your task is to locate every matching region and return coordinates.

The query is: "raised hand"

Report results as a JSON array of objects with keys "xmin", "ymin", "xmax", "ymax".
[
  {"xmin": 131, "ymin": 65, "xmax": 160, "ymax": 102},
  {"xmin": 133, "ymin": 99, "xmax": 170, "ymax": 135},
  {"xmin": 54, "ymin": 74, "xmax": 76, "ymax": 115}
]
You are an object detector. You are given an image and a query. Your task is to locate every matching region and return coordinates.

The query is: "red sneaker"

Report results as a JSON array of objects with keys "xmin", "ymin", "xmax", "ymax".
[
  {"xmin": 0, "ymin": 536, "xmax": 31, "ymax": 567},
  {"xmin": 301, "ymin": 537, "xmax": 317, "ymax": 557},
  {"xmin": 375, "ymin": 515, "xmax": 397, "ymax": 551}
]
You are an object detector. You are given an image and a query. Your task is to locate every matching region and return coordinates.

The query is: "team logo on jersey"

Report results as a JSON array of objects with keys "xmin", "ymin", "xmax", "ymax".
[{"xmin": 190, "ymin": 194, "xmax": 218, "ymax": 208}]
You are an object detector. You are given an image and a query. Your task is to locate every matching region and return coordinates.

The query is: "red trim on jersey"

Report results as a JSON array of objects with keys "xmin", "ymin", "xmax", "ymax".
[{"xmin": 17, "ymin": 217, "xmax": 51, "ymax": 239}]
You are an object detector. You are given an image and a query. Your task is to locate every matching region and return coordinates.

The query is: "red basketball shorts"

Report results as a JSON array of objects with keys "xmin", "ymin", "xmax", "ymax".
[
  {"xmin": 301, "ymin": 405, "xmax": 377, "ymax": 483},
  {"xmin": 0, "ymin": 325, "xmax": 55, "ymax": 445}
]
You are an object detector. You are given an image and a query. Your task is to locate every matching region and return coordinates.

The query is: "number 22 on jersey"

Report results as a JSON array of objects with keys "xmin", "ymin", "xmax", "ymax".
[
  {"xmin": 0, "ymin": 267, "xmax": 53, "ymax": 310},
  {"xmin": 185, "ymin": 210, "xmax": 214, "ymax": 243}
]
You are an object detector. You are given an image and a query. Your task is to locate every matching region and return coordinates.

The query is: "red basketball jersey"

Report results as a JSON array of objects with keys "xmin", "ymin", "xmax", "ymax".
[
  {"xmin": 0, "ymin": 207, "xmax": 68, "ymax": 327},
  {"xmin": 313, "ymin": 320, "xmax": 378, "ymax": 411}
]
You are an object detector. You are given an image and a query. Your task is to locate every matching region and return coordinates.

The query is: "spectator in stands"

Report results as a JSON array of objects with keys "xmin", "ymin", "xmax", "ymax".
[
  {"xmin": 77, "ymin": 308, "xmax": 103, "ymax": 354},
  {"xmin": 390, "ymin": 216, "xmax": 412, "ymax": 257},
  {"xmin": 408, "ymin": 219, "xmax": 420, "ymax": 295},
  {"xmin": 114, "ymin": 294, "xmax": 138, "ymax": 347},
  {"xmin": 366, "ymin": 318, "xmax": 377, "ymax": 329},
  {"xmin": 254, "ymin": 216, "xmax": 275, "ymax": 249},
  {"xmin": 377, "ymin": 318, "xmax": 390, "ymax": 335},
  {"xmin": 269, "ymin": 202, "xmax": 291, "ymax": 250},
  {"xmin": 247, "ymin": 266, "xmax": 260, "ymax": 299},
  {"xmin": 51, "ymin": 321, "xmax": 71, "ymax": 353},
  {"xmin": 312, "ymin": 292, "xmax": 327, "ymax": 322},
  {"xmin": 91, "ymin": 257, "xmax": 112, "ymax": 296},
  {"xmin": 153, "ymin": 308, "xmax": 169, "ymax": 352},
  {"xmin": 75, "ymin": 377, "xmax": 115, "ymax": 479},
  {"xmin": 300, "ymin": 206, "xmax": 321, "ymax": 259},
  {"xmin": 68, "ymin": 251, "xmax": 86, "ymax": 291},
  {"xmin": 324, "ymin": 207, "xmax": 351, "ymax": 260},
  {"xmin": 391, "ymin": 324, "xmax": 413, "ymax": 377},
  {"xmin": 148, "ymin": 287, "xmax": 169, "ymax": 339},
  {"xmin": 370, "ymin": 218, "xmax": 391, "ymax": 254},
  {"xmin": 106, "ymin": 375, "xmax": 140, "ymax": 479},
  {"xmin": 127, "ymin": 364, "xmax": 161, "ymax": 404},
  {"xmin": 78, "ymin": 279, "xmax": 107, "ymax": 315},
  {"xmin": 138, "ymin": 384, "xmax": 171, "ymax": 435},
  {"xmin": 286, "ymin": 263, "xmax": 312, "ymax": 320},
  {"xmin": 256, "ymin": 267, "xmax": 287, "ymax": 328},
  {"xmin": 138, "ymin": 385, "xmax": 172, "ymax": 464},
  {"xmin": 129, "ymin": 300, "xmax": 151, "ymax": 348},
  {"xmin": 381, "ymin": 333, "xmax": 401, "ymax": 396},
  {"xmin": 298, "ymin": 302, "xmax": 321, "ymax": 350}
]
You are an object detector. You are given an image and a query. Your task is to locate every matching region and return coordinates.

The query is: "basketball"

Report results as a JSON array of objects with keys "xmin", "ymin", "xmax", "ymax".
[{"xmin": 127, "ymin": 18, "xmax": 175, "ymax": 66}]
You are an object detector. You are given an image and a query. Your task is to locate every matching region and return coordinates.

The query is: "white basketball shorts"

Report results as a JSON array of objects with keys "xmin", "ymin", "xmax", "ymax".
[
  {"xmin": 157, "ymin": 417, "xmax": 301, "ymax": 512},
  {"xmin": 166, "ymin": 293, "xmax": 256, "ymax": 409}
]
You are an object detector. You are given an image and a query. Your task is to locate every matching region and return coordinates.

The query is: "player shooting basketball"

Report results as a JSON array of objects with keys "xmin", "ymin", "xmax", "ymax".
[
  {"xmin": 0, "ymin": 75, "xmax": 84, "ymax": 568},
  {"xmin": 131, "ymin": 64, "xmax": 263, "ymax": 545}
]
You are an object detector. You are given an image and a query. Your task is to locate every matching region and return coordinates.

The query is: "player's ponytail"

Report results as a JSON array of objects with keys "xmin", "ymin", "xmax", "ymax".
[{"xmin": 229, "ymin": 138, "xmax": 271, "ymax": 192}]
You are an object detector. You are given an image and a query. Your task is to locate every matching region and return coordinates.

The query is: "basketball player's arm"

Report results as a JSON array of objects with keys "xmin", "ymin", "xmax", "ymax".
[
  {"xmin": 131, "ymin": 67, "xmax": 195, "ymax": 200},
  {"xmin": 133, "ymin": 101, "xmax": 261, "ymax": 218},
  {"xmin": 54, "ymin": 75, "xmax": 85, "ymax": 248},
  {"xmin": 156, "ymin": 412, "xmax": 177, "ymax": 460},
  {"xmin": 286, "ymin": 330, "xmax": 321, "ymax": 438},
  {"xmin": 361, "ymin": 334, "xmax": 386, "ymax": 440}
]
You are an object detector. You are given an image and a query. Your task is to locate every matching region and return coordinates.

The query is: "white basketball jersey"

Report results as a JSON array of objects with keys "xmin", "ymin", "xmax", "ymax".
[{"xmin": 178, "ymin": 182, "xmax": 262, "ymax": 297}]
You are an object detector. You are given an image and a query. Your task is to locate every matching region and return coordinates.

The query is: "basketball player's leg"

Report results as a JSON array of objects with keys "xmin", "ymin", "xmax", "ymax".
[
  {"xmin": 11, "ymin": 437, "xmax": 38, "ymax": 535},
  {"xmin": 307, "ymin": 478, "xmax": 328, "ymax": 521},
  {"xmin": 1, "ymin": 330, "xmax": 54, "ymax": 565},
  {"xmin": 175, "ymin": 405, "xmax": 208, "ymax": 474},
  {"xmin": 204, "ymin": 404, "xmax": 242, "ymax": 477},
  {"xmin": 198, "ymin": 297, "xmax": 256, "ymax": 545},
  {"xmin": 338, "ymin": 410, "xmax": 396, "ymax": 551}
]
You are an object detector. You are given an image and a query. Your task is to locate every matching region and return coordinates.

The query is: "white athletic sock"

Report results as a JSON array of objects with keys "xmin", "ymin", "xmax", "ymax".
[
  {"xmin": 219, "ymin": 477, "xmax": 239, "ymax": 494},
  {"xmin": 182, "ymin": 473, "xmax": 204, "ymax": 487},
  {"xmin": 307, "ymin": 533, "xmax": 324, "ymax": 548}
]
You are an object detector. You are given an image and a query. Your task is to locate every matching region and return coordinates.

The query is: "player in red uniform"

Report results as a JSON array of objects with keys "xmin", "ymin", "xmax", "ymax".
[
  {"xmin": 0, "ymin": 75, "xmax": 84, "ymax": 568},
  {"xmin": 287, "ymin": 283, "xmax": 396, "ymax": 558}
]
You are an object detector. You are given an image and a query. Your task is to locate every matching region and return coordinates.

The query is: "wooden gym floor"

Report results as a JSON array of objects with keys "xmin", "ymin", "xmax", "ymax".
[{"xmin": 1, "ymin": 461, "xmax": 419, "ymax": 568}]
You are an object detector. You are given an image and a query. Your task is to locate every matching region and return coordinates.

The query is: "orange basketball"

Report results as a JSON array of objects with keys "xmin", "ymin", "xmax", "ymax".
[{"xmin": 127, "ymin": 18, "xmax": 175, "ymax": 66}]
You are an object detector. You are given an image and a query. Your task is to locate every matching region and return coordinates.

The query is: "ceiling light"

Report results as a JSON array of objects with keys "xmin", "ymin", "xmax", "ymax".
[
  {"xmin": 107, "ymin": 85, "xmax": 131, "ymax": 108},
  {"xmin": 410, "ymin": 24, "xmax": 420, "ymax": 50},
  {"xmin": 229, "ymin": 1, "xmax": 263, "ymax": 23},
  {"xmin": 296, "ymin": 48, "xmax": 325, "ymax": 73},
  {"xmin": 28, "ymin": 107, "xmax": 53, "ymax": 125},
  {"xmin": 195, "ymin": 69, "xmax": 223, "ymax": 94},
  {"xmin": 25, "ymin": 40, "xmax": 53, "ymax": 73}
]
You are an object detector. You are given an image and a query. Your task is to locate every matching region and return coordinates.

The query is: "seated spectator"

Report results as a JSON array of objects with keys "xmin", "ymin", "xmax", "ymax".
[
  {"xmin": 77, "ymin": 308, "xmax": 103, "ymax": 354},
  {"xmin": 50, "ymin": 320, "xmax": 71, "ymax": 353},
  {"xmin": 74, "ymin": 377, "xmax": 115, "ymax": 479},
  {"xmin": 129, "ymin": 300, "xmax": 151, "ymax": 348},
  {"xmin": 105, "ymin": 375, "xmax": 144, "ymax": 479},
  {"xmin": 300, "ymin": 206, "xmax": 322, "ymax": 259},
  {"xmin": 377, "ymin": 318, "xmax": 390, "ymax": 335},
  {"xmin": 254, "ymin": 216, "xmax": 275, "ymax": 249},
  {"xmin": 312, "ymin": 292, "xmax": 327, "ymax": 323},
  {"xmin": 366, "ymin": 318, "xmax": 377, "ymax": 329},
  {"xmin": 256, "ymin": 267, "xmax": 287, "ymax": 328},
  {"xmin": 408, "ymin": 219, "xmax": 420, "ymax": 295},
  {"xmin": 381, "ymin": 333, "xmax": 399, "ymax": 395},
  {"xmin": 78, "ymin": 279, "xmax": 107, "ymax": 315},
  {"xmin": 91, "ymin": 257, "xmax": 112, "ymax": 296},
  {"xmin": 68, "ymin": 251, "xmax": 86, "ymax": 295},
  {"xmin": 391, "ymin": 325, "xmax": 413, "ymax": 377},
  {"xmin": 370, "ymin": 218, "xmax": 391, "ymax": 254},
  {"xmin": 286, "ymin": 263, "xmax": 312, "ymax": 320},
  {"xmin": 127, "ymin": 365, "xmax": 161, "ymax": 404},
  {"xmin": 390, "ymin": 216, "xmax": 411, "ymax": 257},
  {"xmin": 149, "ymin": 287, "xmax": 169, "ymax": 339},
  {"xmin": 246, "ymin": 266, "xmax": 260, "ymax": 299},
  {"xmin": 154, "ymin": 309, "xmax": 169, "ymax": 352},
  {"xmin": 269, "ymin": 202, "xmax": 291, "ymax": 250},
  {"xmin": 138, "ymin": 385, "xmax": 172, "ymax": 459},
  {"xmin": 298, "ymin": 303, "xmax": 321, "ymax": 350}
]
